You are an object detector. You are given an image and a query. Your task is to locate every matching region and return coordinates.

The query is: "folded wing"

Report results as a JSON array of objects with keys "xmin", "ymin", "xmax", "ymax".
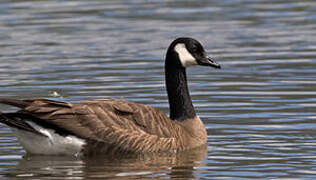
[{"xmin": 0, "ymin": 98, "xmax": 182, "ymax": 154}]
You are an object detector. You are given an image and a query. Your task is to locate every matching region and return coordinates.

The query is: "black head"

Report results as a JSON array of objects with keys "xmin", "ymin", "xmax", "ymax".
[{"xmin": 166, "ymin": 37, "xmax": 221, "ymax": 69}]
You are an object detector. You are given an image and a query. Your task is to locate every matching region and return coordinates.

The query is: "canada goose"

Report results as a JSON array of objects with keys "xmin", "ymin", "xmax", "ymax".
[{"xmin": 0, "ymin": 37, "xmax": 220, "ymax": 156}]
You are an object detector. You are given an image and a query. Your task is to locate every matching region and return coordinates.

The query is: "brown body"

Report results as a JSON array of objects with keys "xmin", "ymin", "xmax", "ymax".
[
  {"xmin": 0, "ymin": 98, "xmax": 207, "ymax": 155},
  {"xmin": 0, "ymin": 37, "xmax": 220, "ymax": 156}
]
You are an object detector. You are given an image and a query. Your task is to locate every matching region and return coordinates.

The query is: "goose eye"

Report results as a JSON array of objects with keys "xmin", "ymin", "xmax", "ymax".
[{"xmin": 191, "ymin": 46, "xmax": 198, "ymax": 52}]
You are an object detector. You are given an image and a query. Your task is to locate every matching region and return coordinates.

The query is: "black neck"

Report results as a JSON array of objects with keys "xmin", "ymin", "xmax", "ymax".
[{"xmin": 165, "ymin": 53, "xmax": 196, "ymax": 121}]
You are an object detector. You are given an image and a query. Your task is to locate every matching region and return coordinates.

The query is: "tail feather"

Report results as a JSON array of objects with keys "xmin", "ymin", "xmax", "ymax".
[
  {"xmin": 0, "ymin": 113, "xmax": 45, "ymax": 136},
  {"xmin": 0, "ymin": 98, "xmax": 31, "ymax": 109}
]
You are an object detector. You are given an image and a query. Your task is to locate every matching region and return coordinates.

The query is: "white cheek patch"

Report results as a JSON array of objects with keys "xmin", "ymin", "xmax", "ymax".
[{"xmin": 174, "ymin": 43, "xmax": 197, "ymax": 67}]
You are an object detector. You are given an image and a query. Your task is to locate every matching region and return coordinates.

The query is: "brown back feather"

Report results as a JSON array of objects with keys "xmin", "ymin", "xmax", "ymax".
[{"xmin": 0, "ymin": 98, "xmax": 206, "ymax": 154}]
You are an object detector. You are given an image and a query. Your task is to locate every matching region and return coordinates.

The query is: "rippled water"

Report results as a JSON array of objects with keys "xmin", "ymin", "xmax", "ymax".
[{"xmin": 1, "ymin": 0, "xmax": 316, "ymax": 179}]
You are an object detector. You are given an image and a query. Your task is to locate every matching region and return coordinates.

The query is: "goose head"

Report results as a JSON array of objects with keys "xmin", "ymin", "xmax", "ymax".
[{"xmin": 166, "ymin": 37, "xmax": 221, "ymax": 69}]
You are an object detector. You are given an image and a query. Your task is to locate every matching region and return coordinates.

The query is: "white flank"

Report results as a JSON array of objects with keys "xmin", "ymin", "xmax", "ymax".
[
  {"xmin": 174, "ymin": 43, "xmax": 197, "ymax": 67},
  {"xmin": 12, "ymin": 121, "xmax": 85, "ymax": 156}
]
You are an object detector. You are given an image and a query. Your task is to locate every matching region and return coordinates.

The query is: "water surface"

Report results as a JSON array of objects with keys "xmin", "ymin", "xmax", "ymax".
[{"xmin": 1, "ymin": 0, "xmax": 316, "ymax": 179}]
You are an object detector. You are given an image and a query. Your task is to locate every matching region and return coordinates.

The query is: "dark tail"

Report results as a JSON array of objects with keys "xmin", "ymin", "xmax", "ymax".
[
  {"xmin": 0, "ymin": 98, "xmax": 34, "ymax": 132},
  {"xmin": 0, "ymin": 99, "xmax": 31, "ymax": 108},
  {"xmin": 0, "ymin": 113, "xmax": 45, "ymax": 136},
  {"xmin": 0, "ymin": 98, "xmax": 70, "ymax": 137}
]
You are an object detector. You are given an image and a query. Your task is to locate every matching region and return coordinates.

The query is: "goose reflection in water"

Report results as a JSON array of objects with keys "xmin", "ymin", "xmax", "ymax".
[{"xmin": 6, "ymin": 145, "xmax": 206, "ymax": 179}]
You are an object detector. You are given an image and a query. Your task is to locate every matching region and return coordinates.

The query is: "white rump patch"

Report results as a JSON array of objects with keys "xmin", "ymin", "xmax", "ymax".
[
  {"xmin": 174, "ymin": 43, "xmax": 197, "ymax": 67},
  {"xmin": 11, "ymin": 121, "xmax": 85, "ymax": 156}
]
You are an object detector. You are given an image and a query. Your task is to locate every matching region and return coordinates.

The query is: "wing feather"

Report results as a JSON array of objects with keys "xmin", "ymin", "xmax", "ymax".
[
  {"xmin": 0, "ymin": 98, "xmax": 183, "ymax": 153},
  {"xmin": 11, "ymin": 99, "xmax": 181, "ymax": 152}
]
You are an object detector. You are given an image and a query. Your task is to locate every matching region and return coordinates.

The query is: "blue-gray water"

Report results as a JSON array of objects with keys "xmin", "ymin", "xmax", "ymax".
[{"xmin": 1, "ymin": 0, "xmax": 316, "ymax": 179}]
